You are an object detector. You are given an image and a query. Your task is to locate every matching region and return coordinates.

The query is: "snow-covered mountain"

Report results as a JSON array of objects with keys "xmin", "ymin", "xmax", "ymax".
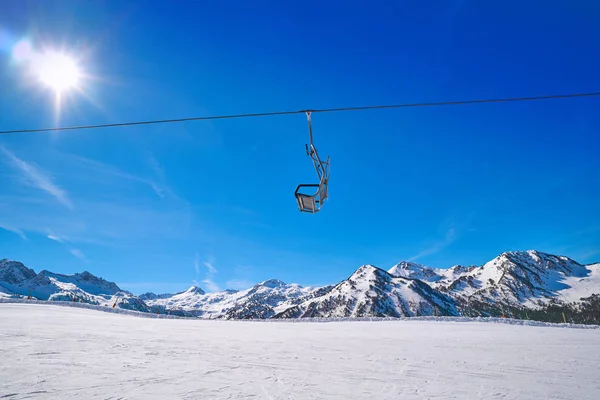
[
  {"xmin": 38, "ymin": 270, "xmax": 121, "ymax": 296},
  {"xmin": 388, "ymin": 261, "xmax": 443, "ymax": 282},
  {"xmin": 139, "ymin": 291, "xmax": 178, "ymax": 301},
  {"xmin": 2, "ymin": 250, "xmax": 599, "ymax": 322},
  {"xmin": 433, "ymin": 251, "xmax": 596, "ymax": 307},
  {"xmin": 144, "ymin": 279, "xmax": 315, "ymax": 319},
  {"xmin": 386, "ymin": 251, "xmax": 600, "ymax": 318},
  {"xmin": 0, "ymin": 259, "xmax": 148, "ymax": 312},
  {"xmin": 0, "ymin": 259, "xmax": 37, "ymax": 285},
  {"xmin": 275, "ymin": 265, "xmax": 457, "ymax": 318}
]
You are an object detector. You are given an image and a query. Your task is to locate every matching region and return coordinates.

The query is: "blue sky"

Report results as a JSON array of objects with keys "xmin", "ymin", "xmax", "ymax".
[{"xmin": 1, "ymin": 1, "xmax": 599, "ymax": 294}]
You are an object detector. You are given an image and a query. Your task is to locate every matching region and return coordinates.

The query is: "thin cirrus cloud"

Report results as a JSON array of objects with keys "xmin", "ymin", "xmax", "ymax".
[
  {"xmin": 201, "ymin": 278, "xmax": 221, "ymax": 292},
  {"xmin": 0, "ymin": 146, "xmax": 73, "ymax": 209},
  {"xmin": 46, "ymin": 231, "xmax": 87, "ymax": 262},
  {"xmin": 1, "ymin": 225, "xmax": 27, "ymax": 240},
  {"xmin": 193, "ymin": 253, "xmax": 200, "ymax": 275},
  {"xmin": 69, "ymin": 248, "xmax": 87, "ymax": 262},
  {"xmin": 146, "ymin": 151, "xmax": 166, "ymax": 182},
  {"xmin": 64, "ymin": 153, "xmax": 171, "ymax": 199},
  {"xmin": 225, "ymin": 279, "xmax": 254, "ymax": 290},
  {"xmin": 408, "ymin": 227, "xmax": 457, "ymax": 262},
  {"xmin": 0, "ymin": 148, "xmax": 191, "ymax": 245},
  {"xmin": 204, "ymin": 259, "xmax": 217, "ymax": 274},
  {"xmin": 0, "ymin": 197, "xmax": 191, "ymax": 245},
  {"xmin": 47, "ymin": 232, "xmax": 65, "ymax": 243},
  {"xmin": 194, "ymin": 255, "xmax": 219, "ymax": 292}
]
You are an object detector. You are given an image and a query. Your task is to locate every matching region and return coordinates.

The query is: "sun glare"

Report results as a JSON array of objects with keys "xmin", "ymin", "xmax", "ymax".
[
  {"xmin": 12, "ymin": 43, "xmax": 89, "ymax": 126},
  {"xmin": 34, "ymin": 51, "xmax": 81, "ymax": 93}
]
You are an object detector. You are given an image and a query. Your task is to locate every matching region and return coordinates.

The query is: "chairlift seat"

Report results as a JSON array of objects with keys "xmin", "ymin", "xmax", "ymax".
[
  {"xmin": 295, "ymin": 182, "xmax": 327, "ymax": 213},
  {"xmin": 295, "ymin": 184, "xmax": 319, "ymax": 213}
]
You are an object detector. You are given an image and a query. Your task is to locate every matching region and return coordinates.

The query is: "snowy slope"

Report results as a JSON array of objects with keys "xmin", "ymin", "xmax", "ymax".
[
  {"xmin": 2, "ymin": 303, "xmax": 599, "ymax": 400},
  {"xmin": 557, "ymin": 262, "xmax": 600, "ymax": 302},
  {"xmin": 276, "ymin": 265, "xmax": 457, "ymax": 318},
  {"xmin": 0, "ymin": 285, "xmax": 15, "ymax": 299},
  {"xmin": 438, "ymin": 264, "xmax": 479, "ymax": 281}
]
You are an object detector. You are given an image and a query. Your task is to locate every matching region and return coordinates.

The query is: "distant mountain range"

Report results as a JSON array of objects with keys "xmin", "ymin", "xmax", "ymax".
[
  {"xmin": 1, "ymin": 250, "xmax": 599, "ymax": 324},
  {"xmin": 0, "ymin": 259, "xmax": 149, "ymax": 312}
]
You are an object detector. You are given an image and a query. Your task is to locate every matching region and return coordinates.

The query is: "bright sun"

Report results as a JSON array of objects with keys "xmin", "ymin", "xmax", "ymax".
[
  {"xmin": 12, "ymin": 39, "xmax": 89, "ymax": 125},
  {"xmin": 34, "ymin": 51, "xmax": 82, "ymax": 93}
]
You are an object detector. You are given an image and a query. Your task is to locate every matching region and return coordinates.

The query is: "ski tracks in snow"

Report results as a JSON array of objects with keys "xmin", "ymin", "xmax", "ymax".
[{"xmin": 1, "ymin": 303, "xmax": 599, "ymax": 399}]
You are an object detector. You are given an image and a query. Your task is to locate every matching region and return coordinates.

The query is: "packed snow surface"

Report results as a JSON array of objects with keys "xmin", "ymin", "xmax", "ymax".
[{"xmin": 1, "ymin": 304, "xmax": 599, "ymax": 400}]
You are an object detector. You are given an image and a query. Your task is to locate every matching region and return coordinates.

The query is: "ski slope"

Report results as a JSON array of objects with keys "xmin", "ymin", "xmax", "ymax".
[{"xmin": 1, "ymin": 304, "xmax": 599, "ymax": 399}]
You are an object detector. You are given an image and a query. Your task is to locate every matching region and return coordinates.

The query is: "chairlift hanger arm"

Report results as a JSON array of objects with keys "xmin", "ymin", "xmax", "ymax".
[
  {"xmin": 306, "ymin": 111, "xmax": 314, "ymax": 148},
  {"xmin": 294, "ymin": 112, "xmax": 330, "ymax": 213},
  {"xmin": 304, "ymin": 112, "xmax": 328, "ymax": 172}
]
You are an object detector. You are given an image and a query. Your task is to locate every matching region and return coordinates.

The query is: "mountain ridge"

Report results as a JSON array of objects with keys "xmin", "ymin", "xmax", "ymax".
[{"xmin": 1, "ymin": 251, "xmax": 599, "ymax": 323}]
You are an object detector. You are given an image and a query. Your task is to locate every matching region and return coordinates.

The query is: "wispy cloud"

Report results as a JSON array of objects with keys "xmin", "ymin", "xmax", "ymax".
[
  {"xmin": 204, "ymin": 258, "xmax": 217, "ymax": 274},
  {"xmin": 408, "ymin": 227, "xmax": 457, "ymax": 262},
  {"xmin": 47, "ymin": 232, "xmax": 65, "ymax": 243},
  {"xmin": 0, "ymin": 225, "xmax": 27, "ymax": 240},
  {"xmin": 1, "ymin": 146, "xmax": 72, "ymax": 209},
  {"xmin": 193, "ymin": 253, "xmax": 200, "ymax": 275},
  {"xmin": 45, "ymin": 231, "xmax": 87, "ymax": 261},
  {"xmin": 70, "ymin": 249, "xmax": 87, "ymax": 262},
  {"xmin": 195, "ymin": 255, "xmax": 219, "ymax": 292},
  {"xmin": 224, "ymin": 265, "xmax": 256, "ymax": 290},
  {"xmin": 65, "ymin": 154, "xmax": 170, "ymax": 199},
  {"xmin": 576, "ymin": 249, "xmax": 600, "ymax": 260},
  {"xmin": 201, "ymin": 278, "xmax": 221, "ymax": 292},
  {"xmin": 234, "ymin": 264, "xmax": 255, "ymax": 275},
  {"xmin": 146, "ymin": 151, "xmax": 165, "ymax": 181},
  {"xmin": 0, "ymin": 195, "xmax": 191, "ymax": 246},
  {"xmin": 226, "ymin": 279, "xmax": 254, "ymax": 290}
]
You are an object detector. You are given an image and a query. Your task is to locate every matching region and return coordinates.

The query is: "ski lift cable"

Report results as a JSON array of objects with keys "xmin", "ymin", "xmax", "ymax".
[{"xmin": 1, "ymin": 91, "xmax": 599, "ymax": 135}]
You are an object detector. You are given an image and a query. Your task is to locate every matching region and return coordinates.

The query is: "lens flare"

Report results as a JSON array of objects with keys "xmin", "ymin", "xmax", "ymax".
[{"xmin": 12, "ymin": 40, "xmax": 33, "ymax": 62}]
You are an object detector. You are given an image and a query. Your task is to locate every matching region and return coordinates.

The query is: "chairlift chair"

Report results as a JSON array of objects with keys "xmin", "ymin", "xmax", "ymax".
[{"xmin": 294, "ymin": 112, "xmax": 330, "ymax": 213}]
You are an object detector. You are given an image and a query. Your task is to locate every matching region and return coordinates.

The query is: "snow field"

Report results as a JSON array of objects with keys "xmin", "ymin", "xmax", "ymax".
[{"xmin": 1, "ymin": 303, "xmax": 599, "ymax": 399}]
